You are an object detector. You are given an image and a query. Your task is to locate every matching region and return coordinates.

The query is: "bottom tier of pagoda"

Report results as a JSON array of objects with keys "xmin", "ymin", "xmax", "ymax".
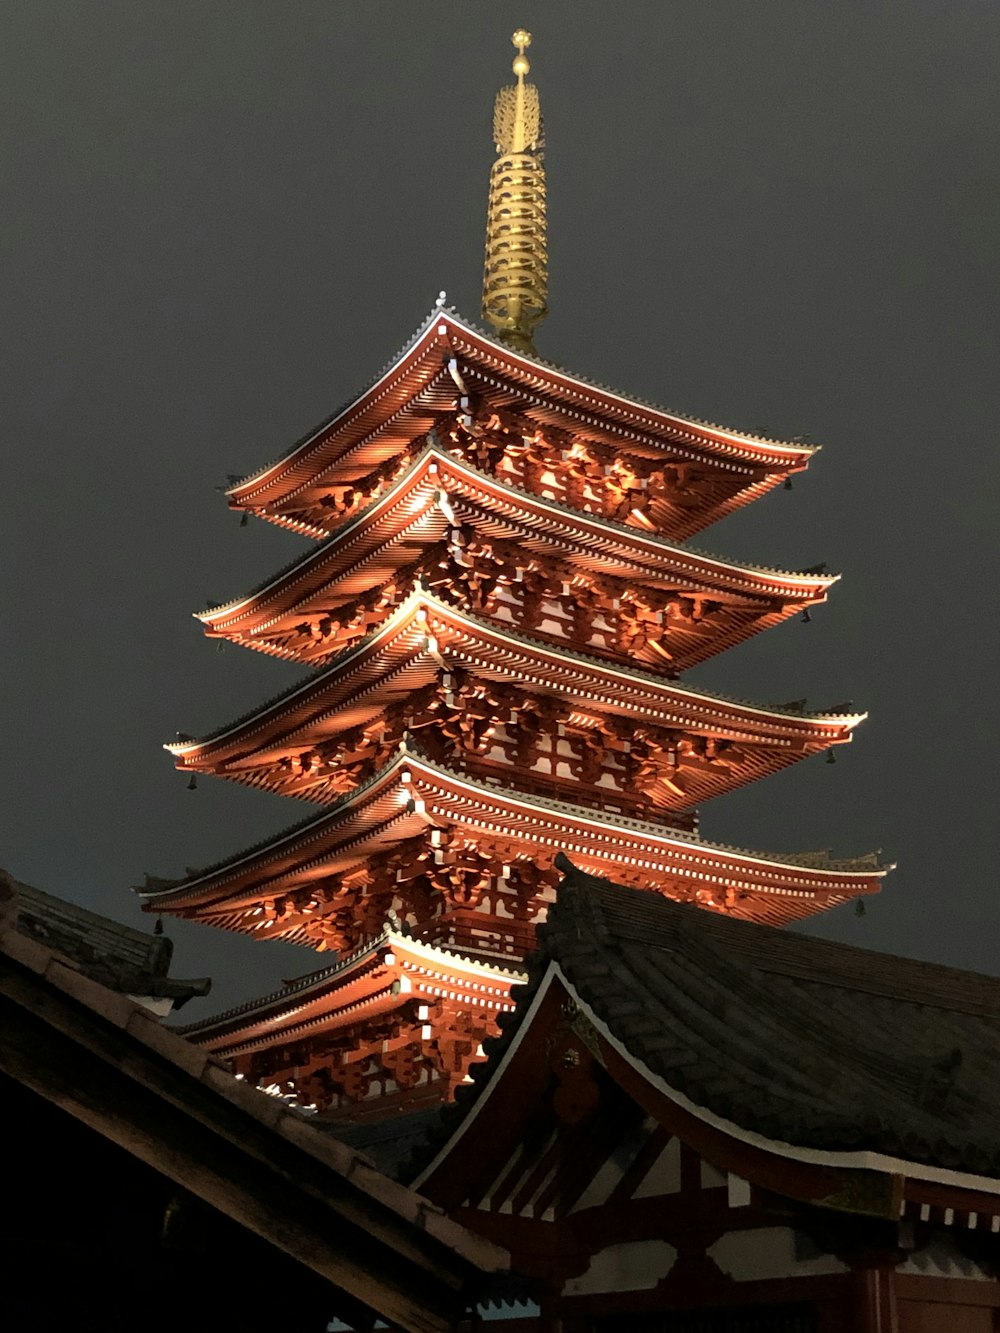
[{"xmin": 176, "ymin": 926, "xmax": 524, "ymax": 1118}]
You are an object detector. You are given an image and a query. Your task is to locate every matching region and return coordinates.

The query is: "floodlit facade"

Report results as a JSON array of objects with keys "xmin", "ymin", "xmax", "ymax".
[{"xmin": 141, "ymin": 32, "xmax": 887, "ymax": 1119}]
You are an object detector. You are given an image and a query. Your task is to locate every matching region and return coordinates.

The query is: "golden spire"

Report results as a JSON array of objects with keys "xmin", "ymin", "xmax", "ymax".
[{"xmin": 482, "ymin": 29, "xmax": 548, "ymax": 356}]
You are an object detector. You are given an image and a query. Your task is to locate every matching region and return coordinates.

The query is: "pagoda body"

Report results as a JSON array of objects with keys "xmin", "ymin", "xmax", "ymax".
[{"xmin": 142, "ymin": 36, "xmax": 887, "ymax": 1120}]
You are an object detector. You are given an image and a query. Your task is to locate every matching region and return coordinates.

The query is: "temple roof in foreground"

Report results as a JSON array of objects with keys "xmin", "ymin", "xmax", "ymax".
[
  {"xmin": 1, "ymin": 869, "xmax": 209, "ymax": 1009},
  {"xmin": 419, "ymin": 858, "xmax": 1000, "ymax": 1183},
  {"xmin": 0, "ymin": 890, "xmax": 506, "ymax": 1331},
  {"xmin": 225, "ymin": 307, "xmax": 818, "ymax": 536}
]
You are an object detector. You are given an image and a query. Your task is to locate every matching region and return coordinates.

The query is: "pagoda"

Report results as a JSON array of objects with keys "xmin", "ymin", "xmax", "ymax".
[{"xmin": 141, "ymin": 32, "xmax": 888, "ymax": 1120}]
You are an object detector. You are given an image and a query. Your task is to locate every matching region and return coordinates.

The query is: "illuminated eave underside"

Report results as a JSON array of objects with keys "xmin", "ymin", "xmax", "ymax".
[
  {"xmin": 226, "ymin": 309, "xmax": 817, "ymax": 536},
  {"xmin": 141, "ymin": 747, "xmax": 889, "ymax": 930},
  {"xmin": 200, "ymin": 447, "xmax": 834, "ymax": 658},
  {"xmin": 169, "ymin": 590, "xmax": 864, "ymax": 799},
  {"xmin": 176, "ymin": 928, "xmax": 525, "ymax": 1058}
]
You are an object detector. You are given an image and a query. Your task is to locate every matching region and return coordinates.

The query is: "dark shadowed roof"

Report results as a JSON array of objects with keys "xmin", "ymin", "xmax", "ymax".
[
  {"xmin": 414, "ymin": 857, "xmax": 1000, "ymax": 1182},
  {"xmin": 1, "ymin": 869, "xmax": 210, "ymax": 1008},
  {"xmin": 332, "ymin": 1109, "xmax": 449, "ymax": 1178},
  {"xmin": 543, "ymin": 858, "xmax": 1000, "ymax": 1173},
  {"xmin": 0, "ymin": 894, "xmax": 507, "ymax": 1333}
]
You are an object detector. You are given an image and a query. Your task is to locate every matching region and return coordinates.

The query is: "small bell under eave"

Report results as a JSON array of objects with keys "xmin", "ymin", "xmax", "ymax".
[
  {"xmin": 826, "ymin": 749, "xmax": 836, "ymax": 765},
  {"xmin": 801, "ymin": 609, "xmax": 811, "ymax": 624},
  {"xmin": 187, "ymin": 773, "xmax": 198, "ymax": 790}
]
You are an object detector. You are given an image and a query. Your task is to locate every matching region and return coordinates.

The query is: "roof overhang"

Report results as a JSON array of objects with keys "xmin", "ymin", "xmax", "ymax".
[
  {"xmin": 140, "ymin": 746, "xmax": 888, "ymax": 927},
  {"xmin": 178, "ymin": 928, "xmax": 525, "ymax": 1057},
  {"xmin": 227, "ymin": 308, "xmax": 818, "ymax": 516},
  {"xmin": 201, "ymin": 446, "xmax": 835, "ymax": 640},
  {"xmin": 169, "ymin": 590, "xmax": 864, "ymax": 809}
]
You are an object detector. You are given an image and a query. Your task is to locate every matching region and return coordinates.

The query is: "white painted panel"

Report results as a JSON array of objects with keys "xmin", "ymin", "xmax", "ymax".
[
  {"xmin": 478, "ymin": 1301, "xmax": 541, "ymax": 1322},
  {"xmin": 700, "ymin": 1157, "xmax": 727, "ymax": 1188},
  {"xmin": 564, "ymin": 1240, "xmax": 677, "ymax": 1295},
  {"xmin": 709, "ymin": 1227, "xmax": 848, "ymax": 1281},
  {"xmin": 567, "ymin": 1150, "xmax": 625, "ymax": 1213},
  {"xmin": 727, "ymin": 1173, "xmax": 752, "ymax": 1208},
  {"xmin": 632, "ymin": 1135, "xmax": 682, "ymax": 1199}
]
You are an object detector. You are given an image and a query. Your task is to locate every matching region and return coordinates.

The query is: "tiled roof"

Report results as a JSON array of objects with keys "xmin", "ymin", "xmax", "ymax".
[
  {"xmin": 410, "ymin": 858, "xmax": 1000, "ymax": 1181},
  {"xmin": 142, "ymin": 742, "xmax": 887, "ymax": 909},
  {"xmin": 0, "ymin": 897, "xmax": 508, "ymax": 1325},
  {"xmin": 546, "ymin": 859, "xmax": 1000, "ymax": 1173},
  {"xmin": 179, "ymin": 587, "xmax": 862, "ymax": 756},
  {"xmin": 174, "ymin": 925, "xmax": 524, "ymax": 1042},
  {"xmin": 207, "ymin": 441, "xmax": 831, "ymax": 619},
  {"xmin": 228, "ymin": 305, "xmax": 816, "ymax": 496},
  {"xmin": 2, "ymin": 870, "xmax": 210, "ymax": 1008},
  {"xmin": 332, "ymin": 1108, "xmax": 449, "ymax": 1177}
]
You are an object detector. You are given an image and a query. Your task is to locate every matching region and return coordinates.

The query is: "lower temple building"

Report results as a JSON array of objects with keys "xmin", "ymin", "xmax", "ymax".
[
  {"xmin": 0, "ymin": 871, "xmax": 503, "ymax": 1332},
  {"xmin": 7, "ymin": 864, "xmax": 1000, "ymax": 1331},
  {"xmin": 400, "ymin": 860, "xmax": 1000, "ymax": 1332}
]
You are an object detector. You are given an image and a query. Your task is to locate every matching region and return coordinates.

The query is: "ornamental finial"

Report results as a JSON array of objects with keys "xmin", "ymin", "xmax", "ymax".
[
  {"xmin": 512, "ymin": 29, "xmax": 531, "ymax": 75},
  {"xmin": 482, "ymin": 29, "xmax": 548, "ymax": 356}
]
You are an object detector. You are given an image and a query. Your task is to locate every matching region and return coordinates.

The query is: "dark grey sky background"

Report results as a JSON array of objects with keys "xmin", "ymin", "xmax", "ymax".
[{"xmin": 3, "ymin": 2, "xmax": 998, "ymax": 1015}]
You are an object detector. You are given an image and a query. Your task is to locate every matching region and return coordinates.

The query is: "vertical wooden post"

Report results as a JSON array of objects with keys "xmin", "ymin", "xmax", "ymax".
[{"xmin": 855, "ymin": 1262, "xmax": 898, "ymax": 1333}]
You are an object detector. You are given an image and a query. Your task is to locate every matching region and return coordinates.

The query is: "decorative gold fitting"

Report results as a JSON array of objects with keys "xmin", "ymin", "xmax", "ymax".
[{"xmin": 482, "ymin": 29, "xmax": 548, "ymax": 356}]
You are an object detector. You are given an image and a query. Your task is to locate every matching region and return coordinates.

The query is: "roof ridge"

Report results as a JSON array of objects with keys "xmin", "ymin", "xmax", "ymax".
[
  {"xmin": 444, "ymin": 306, "xmax": 819, "ymax": 453},
  {"xmin": 177, "ymin": 926, "xmax": 525, "ymax": 1038},
  {"xmin": 174, "ymin": 933, "xmax": 388, "ymax": 1034},
  {"xmin": 404, "ymin": 748, "xmax": 887, "ymax": 876},
  {"xmin": 147, "ymin": 741, "xmax": 887, "ymax": 904},
  {"xmin": 137, "ymin": 751, "xmax": 414, "ymax": 899}
]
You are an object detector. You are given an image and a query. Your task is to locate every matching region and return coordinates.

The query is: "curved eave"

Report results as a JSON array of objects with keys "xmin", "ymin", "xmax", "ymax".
[
  {"xmin": 178, "ymin": 931, "xmax": 524, "ymax": 1056},
  {"xmin": 168, "ymin": 589, "xmax": 865, "ymax": 769},
  {"xmin": 446, "ymin": 313, "xmax": 817, "ymax": 467},
  {"xmin": 415, "ymin": 963, "xmax": 1000, "ymax": 1206},
  {"xmin": 227, "ymin": 307, "xmax": 817, "ymax": 511},
  {"xmin": 200, "ymin": 446, "xmax": 836, "ymax": 634},
  {"xmin": 140, "ymin": 746, "xmax": 889, "ymax": 923}
]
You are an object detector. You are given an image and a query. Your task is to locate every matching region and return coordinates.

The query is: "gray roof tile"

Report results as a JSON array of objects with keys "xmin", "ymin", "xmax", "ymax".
[{"xmin": 541, "ymin": 858, "xmax": 1000, "ymax": 1176}]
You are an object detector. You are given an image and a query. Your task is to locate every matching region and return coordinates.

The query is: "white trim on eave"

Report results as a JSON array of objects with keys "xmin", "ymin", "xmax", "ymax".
[{"xmin": 552, "ymin": 963, "xmax": 1000, "ymax": 1200}]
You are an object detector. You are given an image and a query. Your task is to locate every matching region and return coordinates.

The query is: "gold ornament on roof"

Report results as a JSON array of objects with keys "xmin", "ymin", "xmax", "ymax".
[{"xmin": 482, "ymin": 29, "xmax": 548, "ymax": 356}]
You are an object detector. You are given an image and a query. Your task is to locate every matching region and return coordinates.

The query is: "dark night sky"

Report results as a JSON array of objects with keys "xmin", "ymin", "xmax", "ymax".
[{"xmin": 3, "ymin": 2, "xmax": 998, "ymax": 1016}]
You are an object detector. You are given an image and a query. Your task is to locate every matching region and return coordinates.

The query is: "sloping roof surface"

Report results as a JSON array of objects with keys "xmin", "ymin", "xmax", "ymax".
[
  {"xmin": 421, "ymin": 859, "xmax": 1000, "ymax": 1181},
  {"xmin": 228, "ymin": 305, "xmax": 816, "ymax": 500},
  {"xmin": 541, "ymin": 859, "xmax": 1000, "ymax": 1175},
  {"xmin": 2, "ymin": 870, "xmax": 210, "ymax": 1007},
  {"xmin": 0, "ymin": 893, "xmax": 507, "ymax": 1332}
]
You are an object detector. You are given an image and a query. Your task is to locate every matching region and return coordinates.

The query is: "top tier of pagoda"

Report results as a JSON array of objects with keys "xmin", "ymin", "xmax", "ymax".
[
  {"xmin": 224, "ymin": 302, "xmax": 817, "ymax": 545},
  {"xmin": 142, "ymin": 31, "xmax": 888, "ymax": 973}
]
